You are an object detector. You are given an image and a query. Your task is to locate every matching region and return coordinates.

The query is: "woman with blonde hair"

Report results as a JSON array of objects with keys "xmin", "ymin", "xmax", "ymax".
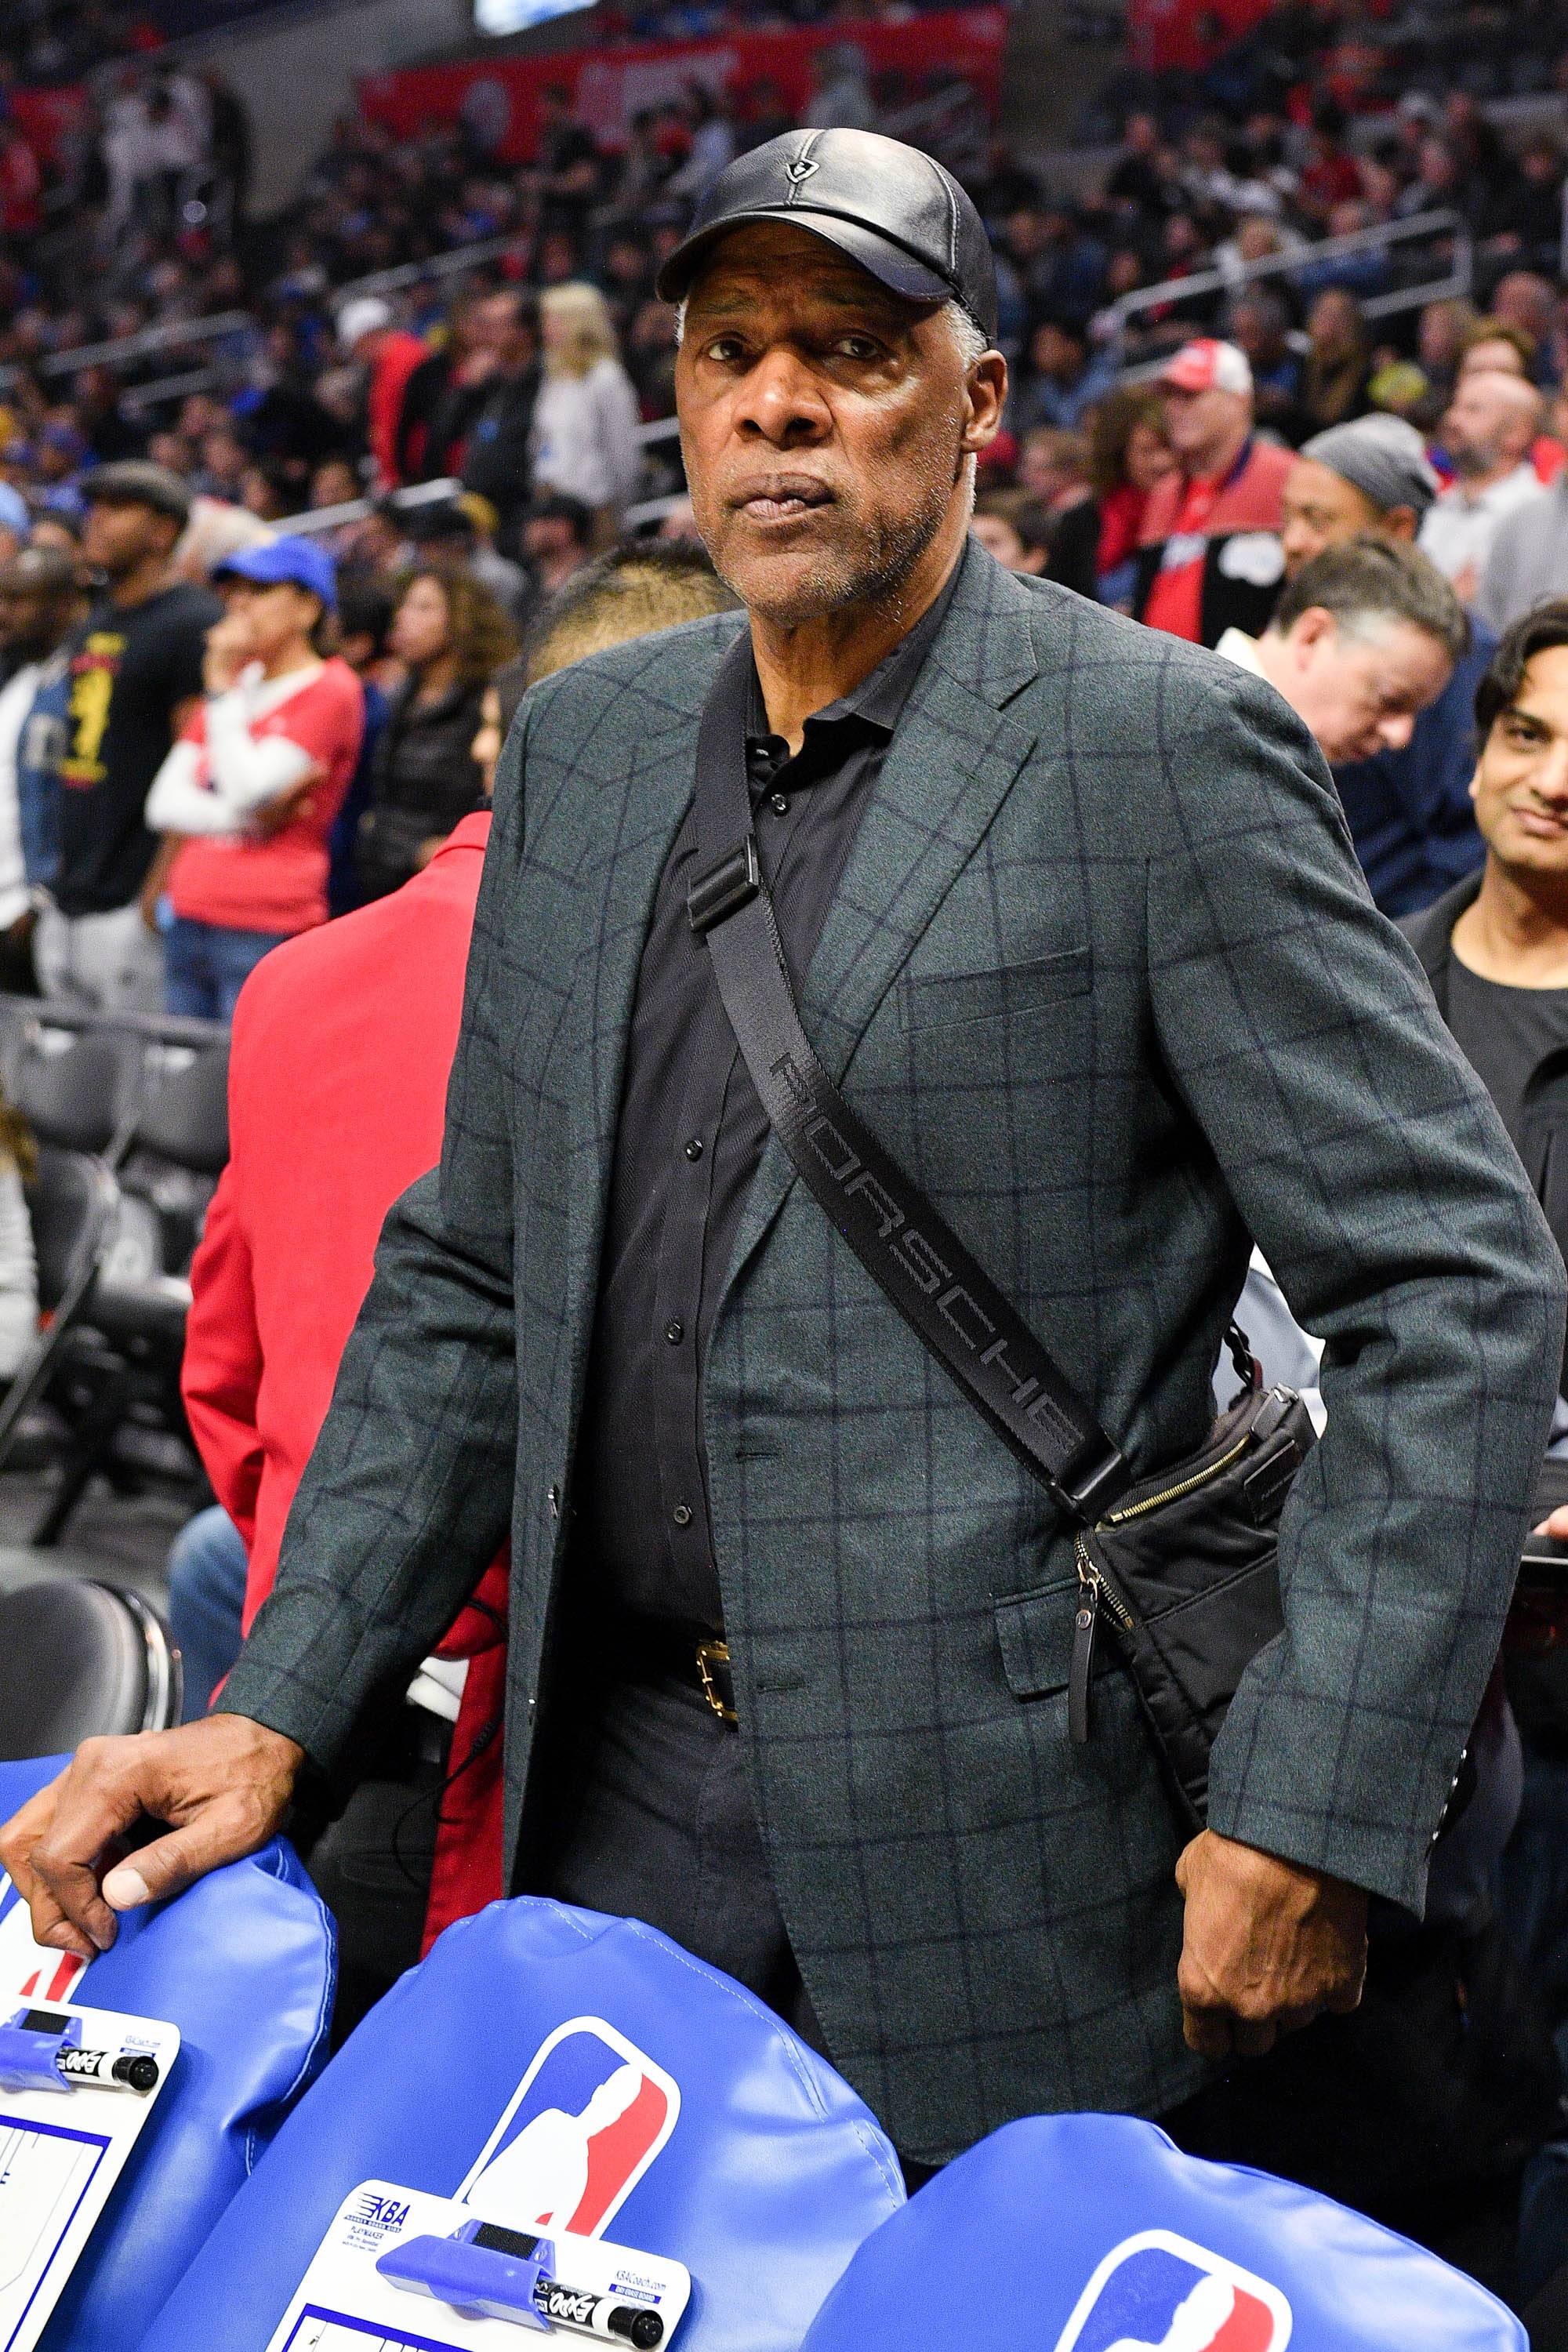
[{"xmin": 531, "ymin": 281, "xmax": 643, "ymax": 535}]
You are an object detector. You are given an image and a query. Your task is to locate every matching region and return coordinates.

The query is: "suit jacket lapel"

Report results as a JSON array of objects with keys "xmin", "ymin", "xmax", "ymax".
[{"xmin": 727, "ymin": 543, "xmax": 1044, "ymax": 1278}]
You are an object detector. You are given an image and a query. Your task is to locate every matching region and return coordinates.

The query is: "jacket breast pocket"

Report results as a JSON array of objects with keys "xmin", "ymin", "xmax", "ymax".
[{"xmin": 898, "ymin": 946, "xmax": 1091, "ymax": 1034}]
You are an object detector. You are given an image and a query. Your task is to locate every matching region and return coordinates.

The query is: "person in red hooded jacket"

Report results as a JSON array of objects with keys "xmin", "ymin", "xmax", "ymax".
[{"xmin": 175, "ymin": 542, "xmax": 738, "ymax": 1988}]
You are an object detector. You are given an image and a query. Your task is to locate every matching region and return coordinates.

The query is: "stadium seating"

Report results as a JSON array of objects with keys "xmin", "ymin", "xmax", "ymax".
[
  {"xmin": 0, "ymin": 1749, "xmax": 336, "ymax": 2352},
  {"xmin": 798, "ymin": 2110, "xmax": 1526, "ymax": 2352},
  {"xmin": 136, "ymin": 1895, "xmax": 906, "ymax": 2352},
  {"xmin": 0, "ymin": 1579, "xmax": 180, "ymax": 1755}
]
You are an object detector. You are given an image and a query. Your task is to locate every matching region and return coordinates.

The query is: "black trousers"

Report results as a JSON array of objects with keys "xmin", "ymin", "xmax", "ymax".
[{"xmin": 534, "ymin": 1669, "xmax": 825, "ymax": 2052}]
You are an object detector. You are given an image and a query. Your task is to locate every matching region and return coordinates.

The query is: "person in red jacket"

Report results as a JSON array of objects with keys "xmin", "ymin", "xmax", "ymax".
[
  {"xmin": 173, "ymin": 541, "xmax": 739, "ymax": 1977},
  {"xmin": 336, "ymin": 296, "xmax": 429, "ymax": 491}
]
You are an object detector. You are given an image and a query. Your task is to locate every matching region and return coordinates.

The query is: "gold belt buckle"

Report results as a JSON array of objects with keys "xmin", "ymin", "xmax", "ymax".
[{"xmin": 695, "ymin": 1637, "xmax": 738, "ymax": 1725}]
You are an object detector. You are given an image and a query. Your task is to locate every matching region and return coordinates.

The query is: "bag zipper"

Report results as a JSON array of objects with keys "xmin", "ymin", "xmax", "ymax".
[
  {"xmin": 1069, "ymin": 1423, "xmax": 1256, "ymax": 1742},
  {"xmin": 1100, "ymin": 1429, "xmax": 1253, "ymax": 1525}
]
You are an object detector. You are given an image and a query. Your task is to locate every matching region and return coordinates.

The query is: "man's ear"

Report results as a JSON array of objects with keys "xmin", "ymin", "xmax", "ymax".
[
  {"xmin": 963, "ymin": 353, "xmax": 1008, "ymax": 453},
  {"xmin": 1381, "ymin": 506, "xmax": 1419, "ymax": 544},
  {"xmin": 1287, "ymin": 605, "xmax": 1336, "ymax": 662}
]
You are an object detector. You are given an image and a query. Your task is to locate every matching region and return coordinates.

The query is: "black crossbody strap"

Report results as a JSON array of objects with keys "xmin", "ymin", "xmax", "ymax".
[{"xmin": 689, "ymin": 633, "xmax": 1129, "ymax": 1524}]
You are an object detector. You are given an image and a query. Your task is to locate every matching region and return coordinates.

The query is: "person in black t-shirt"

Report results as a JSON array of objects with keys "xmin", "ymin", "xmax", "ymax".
[
  {"xmin": 40, "ymin": 463, "xmax": 222, "ymax": 1013},
  {"xmin": 1401, "ymin": 600, "xmax": 1568, "ymax": 1245}
]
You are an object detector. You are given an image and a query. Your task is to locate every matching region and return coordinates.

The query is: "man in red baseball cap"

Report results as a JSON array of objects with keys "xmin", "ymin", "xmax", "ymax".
[{"xmin": 1134, "ymin": 336, "xmax": 1294, "ymax": 648}]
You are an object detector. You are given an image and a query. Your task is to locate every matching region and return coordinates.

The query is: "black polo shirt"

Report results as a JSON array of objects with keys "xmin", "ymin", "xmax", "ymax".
[{"xmin": 573, "ymin": 564, "xmax": 960, "ymax": 1634}]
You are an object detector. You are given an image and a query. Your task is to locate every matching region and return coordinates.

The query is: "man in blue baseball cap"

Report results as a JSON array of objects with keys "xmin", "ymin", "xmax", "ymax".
[{"xmin": 143, "ymin": 530, "xmax": 364, "ymax": 1018}]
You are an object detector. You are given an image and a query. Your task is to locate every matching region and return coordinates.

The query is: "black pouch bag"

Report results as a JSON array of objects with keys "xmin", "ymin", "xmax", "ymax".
[
  {"xmin": 688, "ymin": 633, "xmax": 1315, "ymax": 1828},
  {"xmin": 1070, "ymin": 1381, "xmax": 1316, "ymax": 1824}
]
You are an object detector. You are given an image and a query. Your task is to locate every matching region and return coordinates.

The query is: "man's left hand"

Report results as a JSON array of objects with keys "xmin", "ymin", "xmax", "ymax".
[{"xmin": 1174, "ymin": 1828, "xmax": 1368, "ymax": 2060}]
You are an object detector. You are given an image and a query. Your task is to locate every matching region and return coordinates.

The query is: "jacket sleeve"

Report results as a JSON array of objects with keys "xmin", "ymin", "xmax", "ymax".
[
  {"xmin": 1145, "ymin": 660, "xmax": 1566, "ymax": 1912},
  {"xmin": 181, "ymin": 1160, "xmax": 266, "ymax": 1556},
  {"xmin": 220, "ymin": 710, "xmax": 527, "ymax": 1769}
]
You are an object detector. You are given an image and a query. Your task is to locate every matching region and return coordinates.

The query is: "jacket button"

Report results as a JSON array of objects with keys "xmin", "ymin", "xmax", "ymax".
[
  {"xmin": 665, "ymin": 1318, "xmax": 684, "ymax": 1344},
  {"xmin": 684, "ymin": 1137, "xmax": 703, "ymax": 1161},
  {"xmin": 672, "ymin": 1503, "xmax": 693, "ymax": 1527}
]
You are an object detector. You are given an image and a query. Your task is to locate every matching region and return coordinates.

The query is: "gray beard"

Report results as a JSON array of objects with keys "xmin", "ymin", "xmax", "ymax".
[{"xmin": 709, "ymin": 449, "xmax": 960, "ymax": 631}]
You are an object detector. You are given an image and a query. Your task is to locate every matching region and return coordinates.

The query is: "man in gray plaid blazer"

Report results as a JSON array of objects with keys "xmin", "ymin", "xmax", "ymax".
[{"xmin": 5, "ymin": 132, "xmax": 1563, "ymax": 2169}]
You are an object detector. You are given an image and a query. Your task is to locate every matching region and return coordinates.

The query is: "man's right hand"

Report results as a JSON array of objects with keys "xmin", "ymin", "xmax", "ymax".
[{"xmin": 0, "ymin": 1714, "xmax": 304, "ymax": 1958}]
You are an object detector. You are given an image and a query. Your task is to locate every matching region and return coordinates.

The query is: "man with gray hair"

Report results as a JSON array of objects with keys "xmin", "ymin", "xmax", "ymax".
[
  {"xmin": 1217, "ymin": 535, "xmax": 1467, "ymax": 767},
  {"xmin": 1279, "ymin": 412, "xmax": 1494, "ymax": 914}
]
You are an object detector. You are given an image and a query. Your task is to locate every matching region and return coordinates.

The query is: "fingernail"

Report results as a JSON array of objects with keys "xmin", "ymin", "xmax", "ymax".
[{"xmin": 102, "ymin": 1864, "xmax": 151, "ymax": 1911}]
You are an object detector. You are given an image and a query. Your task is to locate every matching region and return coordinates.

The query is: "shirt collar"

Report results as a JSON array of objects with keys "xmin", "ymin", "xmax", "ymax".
[
  {"xmin": 744, "ymin": 546, "xmax": 965, "ymax": 759},
  {"xmin": 1215, "ymin": 626, "xmax": 1268, "ymax": 679}
]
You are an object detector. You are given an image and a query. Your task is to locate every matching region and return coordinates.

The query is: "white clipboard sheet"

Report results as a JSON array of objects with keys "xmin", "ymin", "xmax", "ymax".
[
  {"xmin": 0, "ymin": 1998, "xmax": 179, "ymax": 2352},
  {"xmin": 267, "ymin": 2182, "xmax": 691, "ymax": 2352}
]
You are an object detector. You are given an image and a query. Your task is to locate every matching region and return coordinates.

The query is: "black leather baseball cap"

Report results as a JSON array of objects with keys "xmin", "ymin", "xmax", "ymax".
[{"xmin": 656, "ymin": 128, "xmax": 999, "ymax": 346}]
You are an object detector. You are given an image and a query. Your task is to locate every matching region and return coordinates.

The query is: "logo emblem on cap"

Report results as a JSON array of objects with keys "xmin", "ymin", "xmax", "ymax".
[{"xmin": 785, "ymin": 155, "xmax": 818, "ymax": 183}]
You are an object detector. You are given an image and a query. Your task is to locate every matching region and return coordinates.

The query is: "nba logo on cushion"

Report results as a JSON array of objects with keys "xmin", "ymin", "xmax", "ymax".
[
  {"xmin": 0, "ymin": 1875, "xmax": 89, "ymax": 2003},
  {"xmin": 1054, "ymin": 2231, "xmax": 1291, "ymax": 2352},
  {"xmin": 459, "ymin": 2017, "xmax": 681, "ymax": 2238}
]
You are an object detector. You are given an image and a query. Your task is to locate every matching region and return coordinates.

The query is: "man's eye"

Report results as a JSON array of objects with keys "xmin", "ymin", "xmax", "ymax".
[
  {"xmin": 704, "ymin": 335, "xmax": 746, "ymax": 363},
  {"xmin": 833, "ymin": 335, "xmax": 883, "ymax": 361}
]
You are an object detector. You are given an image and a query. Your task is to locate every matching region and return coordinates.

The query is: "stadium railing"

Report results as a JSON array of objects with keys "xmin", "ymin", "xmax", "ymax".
[{"xmin": 1102, "ymin": 206, "xmax": 1473, "ymax": 376}]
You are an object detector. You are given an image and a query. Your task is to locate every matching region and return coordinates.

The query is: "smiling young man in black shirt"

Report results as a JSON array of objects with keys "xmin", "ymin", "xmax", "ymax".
[
  {"xmin": 1403, "ymin": 599, "xmax": 1568, "ymax": 1227},
  {"xmin": 40, "ymin": 463, "xmax": 221, "ymax": 1013}
]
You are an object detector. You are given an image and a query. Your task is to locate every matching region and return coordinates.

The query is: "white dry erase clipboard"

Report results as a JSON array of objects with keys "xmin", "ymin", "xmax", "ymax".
[
  {"xmin": 267, "ymin": 2183, "xmax": 691, "ymax": 2352},
  {"xmin": 0, "ymin": 1997, "xmax": 179, "ymax": 2352}
]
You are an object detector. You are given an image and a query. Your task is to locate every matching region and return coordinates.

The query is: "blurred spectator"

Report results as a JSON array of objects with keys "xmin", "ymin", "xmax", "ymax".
[
  {"xmin": 8, "ymin": 548, "xmax": 88, "ymax": 920},
  {"xmin": 1133, "ymin": 338, "xmax": 1291, "ymax": 648},
  {"xmin": 528, "ymin": 85, "xmax": 603, "ymax": 242},
  {"xmin": 357, "ymin": 564, "xmax": 517, "ymax": 903},
  {"xmin": 521, "ymin": 492, "xmax": 595, "ymax": 619},
  {"xmin": 0, "ymin": 487, "xmax": 30, "ymax": 572},
  {"xmin": 1088, "ymin": 387, "xmax": 1174, "ymax": 608},
  {"xmin": 1227, "ymin": 289, "xmax": 1305, "ymax": 439},
  {"xmin": 803, "ymin": 45, "xmax": 875, "ymax": 135},
  {"xmin": 666, "ymin": 85, "xmax": 736, "ymax": 206},
  {"xmin": 172, "ymin": 495, "xmax": 273, "ymax": 589},
  {"xmin": 1480, "ymin": 389, "xmax": 1568, "ymax": 634},
  {"xmin": 459, "ymin": 289, "xmax": 542, "ymax": 551},
  {"xmin": 405, "ymin": 496, "xmax": 528, "ymax": 626},
  {"xmin": 1282, "ymin": 414, "xmax": 1490, "ymax": 916},
  {"xmin": 44, "ymin": 462, "xmax": 220, "ymax": 1014},
  {"xmin": 521, "ymin": 539, "xmax": 737, "ymax": 685},
  {"xmin": 1011, "ymin": 431, "xmax": 1099, "ymax": 599},
  {"xmin": 1011, "ymin": 319, "xmax": 1116, "ymax": 433},
  {"xmin": 971, "ymin": 491, "xmax": 1049, "ymax": 576},
  {"xmin": 1420, "ymin": 371, "xmax": 1549, "ymax": 600},
  {"xmin": 532, "ymin": 283, "xmax": 644, "ymax": 535},
  {"xmin": 0, "ymin": 549, "xmax": 82, "ymax": 992},
  {"xmin": 327, "ymin": 576, "xmax": 397, "ymax": 920},
  {"xmin": 337, "ymin": 296, "xmax": 428, "ymax": 492},
  {"xmin": 146, "ymin": 538, "xmax": 365, "ymax": 1019},
  {"xmin": 1215, "ymin": 535, "xmax": 1465, "ymax": 766},
  {"xmin": 1299, "ymin": 289, "xmax": 1374, "ymax": 434},
  {"xmin": 1417, "ymin": 297, "xmax": 1482, "ymax": 420}
]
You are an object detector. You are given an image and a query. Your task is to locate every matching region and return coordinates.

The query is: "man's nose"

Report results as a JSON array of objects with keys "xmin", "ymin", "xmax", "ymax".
[
  {"xmin": 734, "ymin": 347, "xmax": 831, "ymax": 445},
  {"xmin": 1377, "ymin": 713, "xmax": 1417, "ymax": 753},
  {"xmin": 1532, "ymin": 744, "xmax": 1568, "ymax": 803}
]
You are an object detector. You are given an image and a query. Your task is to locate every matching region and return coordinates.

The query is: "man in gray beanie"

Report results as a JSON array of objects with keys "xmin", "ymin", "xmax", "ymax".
[{"xmin": 1277, "ymin": 412, "xmax": 1491, "ymax": 916}]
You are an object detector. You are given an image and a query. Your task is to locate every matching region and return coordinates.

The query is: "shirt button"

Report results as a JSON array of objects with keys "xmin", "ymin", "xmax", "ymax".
[
  {"xmin": 770, "ymin": 791, "xmax": 790, "ymax": 815},
  {"xmin": 665, "ymin": 1317, "xmax": 684, "ymax": 1344},
  {"xmin": 684, "ymin": 1137, "xmax": 704, "ymax": 1161},
  {"xmin": 672, "ymin": 1503, "xmax": 693, "ymax": 1527}
]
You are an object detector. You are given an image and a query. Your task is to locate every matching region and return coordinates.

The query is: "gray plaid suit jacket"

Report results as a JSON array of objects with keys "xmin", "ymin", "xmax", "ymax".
[{"xmin": 225, "ymin": 542, "xmax": 1566, "ymax": 2161}]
